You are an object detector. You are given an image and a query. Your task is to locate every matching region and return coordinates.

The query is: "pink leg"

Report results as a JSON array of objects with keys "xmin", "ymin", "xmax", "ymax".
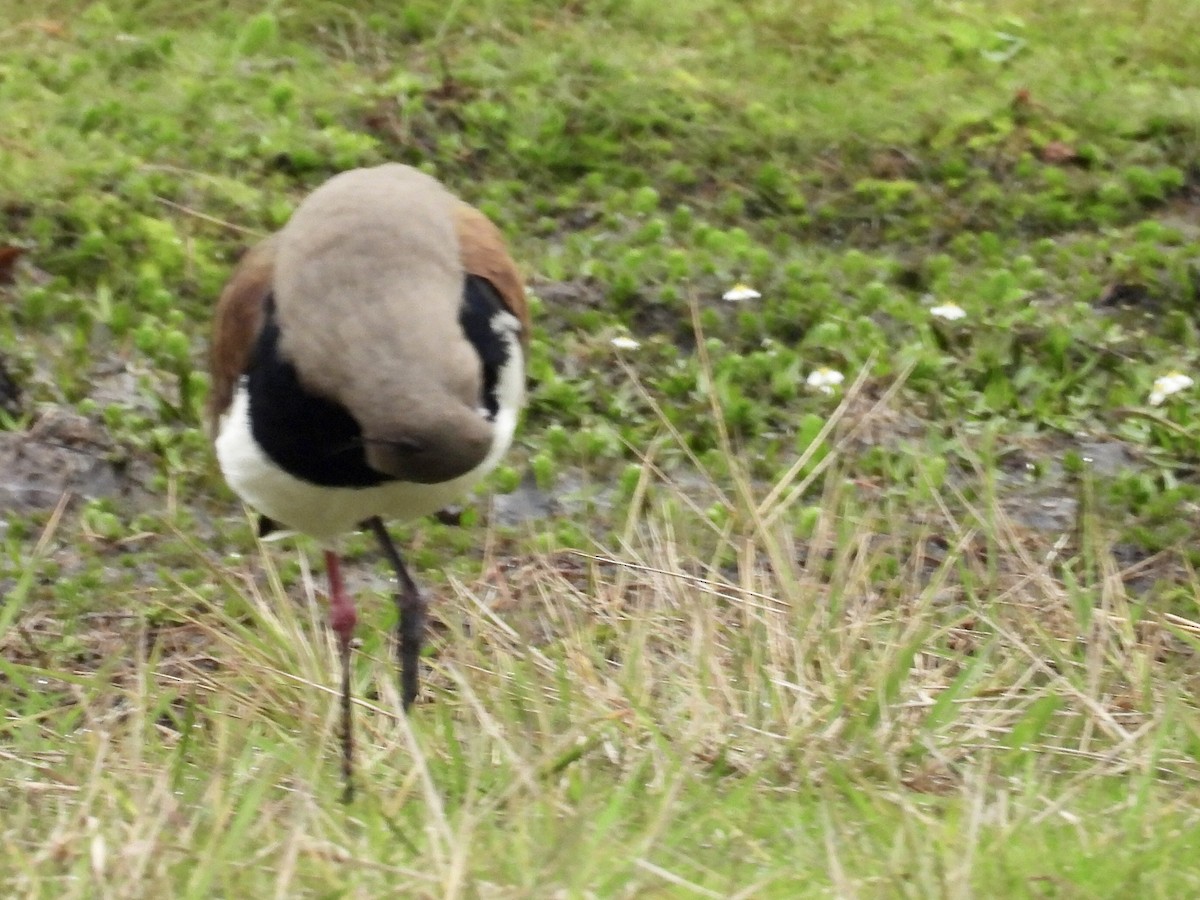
[
  {"xmin": 325, "ymin": 550, "xmax": 356, "ymax": 803},
  {"xmin": 325, "ymin": 550, "xmax": 357, "ymax": 648}
]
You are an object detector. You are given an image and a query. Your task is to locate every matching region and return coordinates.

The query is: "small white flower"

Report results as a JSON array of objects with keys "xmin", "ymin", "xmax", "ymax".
[
  {"xmin": 806, "ymin": 366, "xmax": 845, "ymax": 395},
  {"xmin": 723, "ymin": 283, "xmax": 762, "ymax": 302},
  {"xmin": 610, "ymin": 336, "xmax": 641, "ymax": 350},
  {"xmin": 1150, "ymin": 372, "xmax": 1194, "ymax": 406},
  {"xmin": 930, "ymin": 302, "xmax": 967, "ymax": 321}
]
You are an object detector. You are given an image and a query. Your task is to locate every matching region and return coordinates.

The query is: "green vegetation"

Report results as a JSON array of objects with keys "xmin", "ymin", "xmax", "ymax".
[{"xmin": 4, "ymin": 0, "xmax": 1200, "ymax": 895}]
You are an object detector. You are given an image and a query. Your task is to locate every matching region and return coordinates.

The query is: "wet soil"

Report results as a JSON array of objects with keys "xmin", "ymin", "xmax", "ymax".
[{"xmin": 0, "ymin": 407, "xmax": 146, "ymax": 515}]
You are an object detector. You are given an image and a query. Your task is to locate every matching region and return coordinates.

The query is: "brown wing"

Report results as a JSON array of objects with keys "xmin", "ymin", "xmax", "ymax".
[
  {"xmin": 207, "ymin": 234, "xmax": 278, "ymax": 438},
  {"xmin": 453, "ymin": 204, "xmax": 529, "ymax": 348}
]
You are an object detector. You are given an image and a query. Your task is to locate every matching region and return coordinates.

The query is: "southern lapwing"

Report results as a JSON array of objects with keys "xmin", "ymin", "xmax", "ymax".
[{"xmin": 207, "ymin": 164, "xmax": 529, "ymax": 801}]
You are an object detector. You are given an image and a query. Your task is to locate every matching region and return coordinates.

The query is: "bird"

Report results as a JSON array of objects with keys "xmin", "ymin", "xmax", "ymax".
[{"xmin": 206, "ymin": 163, "xmax": 530, "ymax": 801}]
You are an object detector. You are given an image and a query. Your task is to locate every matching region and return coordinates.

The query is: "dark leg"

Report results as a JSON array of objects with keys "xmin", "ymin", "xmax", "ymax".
[
  {"xmin": 325, "ymin": 550, "xmax": 357, "ymax": 804},
  {"xmin": 366, "ymin": 516, "xmax": 426, "ymax": 710}
]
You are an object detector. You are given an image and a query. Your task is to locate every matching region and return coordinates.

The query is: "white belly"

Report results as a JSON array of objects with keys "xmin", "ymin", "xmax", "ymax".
[{"xmin": 215, "ymin": 348, "xmax": 523, "ymax": 546}]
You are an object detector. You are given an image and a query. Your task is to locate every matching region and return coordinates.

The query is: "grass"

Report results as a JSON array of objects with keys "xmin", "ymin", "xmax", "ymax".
[{"xmin": 4, "ymin": 0, "xmax": 1200, "ymax": 895}]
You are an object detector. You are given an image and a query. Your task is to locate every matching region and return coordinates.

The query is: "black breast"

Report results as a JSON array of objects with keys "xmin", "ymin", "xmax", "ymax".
[
  {"xmin": 246, "ymin": 294, "xmax": 391, "ymax": 488},
  {"xmin": 458, "ymin": 274, "xmax": 512, "ymax": 421}
]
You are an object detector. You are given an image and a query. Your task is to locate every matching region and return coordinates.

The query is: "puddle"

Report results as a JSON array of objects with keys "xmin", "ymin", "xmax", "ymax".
[{"xmin": 492, "ymin": 472, "xmax": 558, "ymax": 526}]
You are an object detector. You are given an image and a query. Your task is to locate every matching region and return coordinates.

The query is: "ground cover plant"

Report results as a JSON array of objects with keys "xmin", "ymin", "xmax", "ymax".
[{"xmin": 4, "ymin": 0, "xmax": 1200, "ymax": 895}]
